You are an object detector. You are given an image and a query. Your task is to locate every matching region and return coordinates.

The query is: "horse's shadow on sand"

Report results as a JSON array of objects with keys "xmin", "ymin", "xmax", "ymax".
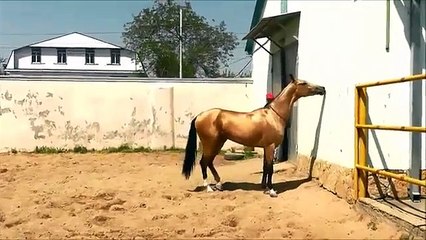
[
  {"xmin": 191, "ymin": 175, "xmax": 311, "ymax": 194},
  {"xmin": 191, "ymin": 163, "xmax": 314, "ymax": 194},
  {"xmin": 224, "ymin": 178, "xmax": 311, "ymax": 194},
  {"xmin": 191, "ymin": 95, "xmax": 326, "ymax": 196}
]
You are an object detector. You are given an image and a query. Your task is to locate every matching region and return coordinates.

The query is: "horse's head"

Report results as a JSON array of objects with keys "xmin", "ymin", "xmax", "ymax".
[{"xmin": 289, "ymin": 74, "xmax": 326, "ymax": 98}]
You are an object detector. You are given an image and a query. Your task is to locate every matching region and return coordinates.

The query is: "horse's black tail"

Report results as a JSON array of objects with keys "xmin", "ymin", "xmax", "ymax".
[{"xmin": 182, "ymin": 117, "xmax": 198, "ymax": 179}]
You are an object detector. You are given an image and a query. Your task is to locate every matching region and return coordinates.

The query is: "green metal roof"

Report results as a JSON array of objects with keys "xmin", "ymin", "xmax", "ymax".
[
  {"xmin": 243, "ymin": 11, "xmax": 300, "ymax": 41},
  {"xmin": 244, "ymin": 0, "xmax": 267, "ymax": 55}
]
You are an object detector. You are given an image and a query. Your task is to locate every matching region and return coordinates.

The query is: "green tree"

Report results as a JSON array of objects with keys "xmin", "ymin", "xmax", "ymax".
[{"xmin": 122, "ymin": 0, "xmax": 238, "ymax": 78}]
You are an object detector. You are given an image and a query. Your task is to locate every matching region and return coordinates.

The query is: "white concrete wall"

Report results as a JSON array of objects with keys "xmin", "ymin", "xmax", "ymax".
[
  {"xmin": 252, "ymin": 0, "xmax": 425, "ymax": 170},
  {"xmin": 0, "ymin": 77, "xmax": 253, "ymax": 152},
  {"xmin": 9, "ymin": 47, "xmax": 137, "ymax": 71}
]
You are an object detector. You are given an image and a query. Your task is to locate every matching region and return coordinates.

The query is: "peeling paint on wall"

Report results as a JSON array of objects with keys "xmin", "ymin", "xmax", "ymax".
[
  {"xmin": 29, "ymin": 117, "xmax": 46, "ymax": 139},
  {"xmin": 0, "ymin": 107, "xmax": 11, "ymax": 115},
  {"xmin": 151, "ymin": 106, "xmax": 159, "ymax": 134},
  {"xmin": 0, "ymin": 89, "xmax": 66, "ymax": 141},
  {"xmin": 86, "ymin": 122, "xmax": 100, "ymax": 143},
  {"xmin": 44, "ymin": 120, "xmax": 57, "ymax": 137},
  {"xmin": 55, "ymin": 120, "xmax": 100, "ymax": 144},
  {"xmin": 151, "ymin": 106, "xmax": 169, "ymax": 137},
  {"xmin": 104, "ymin": 130, "xmax": 119, "ymax": 140},
  {"xmin": 0, "ymin": 81, "xmax": 253, "ymax": 151},
  {"xmin": 176, "ymin": 134, "xmax": 188, "ymax": 139},
  {"xmin": 57, "ymin": 106, "xmax": 65, "ymax": 116},
  {"xmin": 103, "ymin": 109, "xmax": 152, "ymax": 143},
  {"xmin": 103, "ymin": 114, "xmax": 151, "ymax": 144},
  {"xmin": 101, "ymin": 105, "xmax": 171, "ymax": 144},
  {"xmin": 28, "ymin": 115, "xmax": 57, "ymax": 139},
  {"xmin": 184, "ymin": 110, "xmax": 195, "ymax": 120},
  {"xmin": 175, "ymin": 117, "xmax": 185, "ymax": 125},
  {"xmin": 39, "ymin": 110, "xmax": 50, "ymax": 118},
  {"xmin": 4, "ymin": 91, "xmax": 12, "ymax": 101},
  {"xmin": 15, "ymin": 99, "xmax": 25, "ymax": 105}
]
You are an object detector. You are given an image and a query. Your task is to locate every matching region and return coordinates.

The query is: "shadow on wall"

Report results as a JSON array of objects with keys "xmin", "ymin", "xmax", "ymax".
[
  {"xmin": 367, "ymin": 112, "xmax": 399, "ymax": 198},
  {"xmin": 394, "ymin": 0, "xmax": 425, "ymax": 197},
  {"xmin": 394, "ymin": 0, "xmax": 411, "ymax": 45},
  {"xmin": 394, "ymin": 0, "xmax": 426, "ymax": 46},
  {"xmin": 366, "ymin": 112, "xmax": 389, "ymax": 170},
  {"xmin": 307, "ymin": 94, "xmax": 327, "ymax": 180}
]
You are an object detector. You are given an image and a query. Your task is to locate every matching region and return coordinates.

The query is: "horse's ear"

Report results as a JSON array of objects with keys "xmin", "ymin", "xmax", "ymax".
[{"xmin": 289, "ymin": 74, "xmax": 296, "ymax": 83}]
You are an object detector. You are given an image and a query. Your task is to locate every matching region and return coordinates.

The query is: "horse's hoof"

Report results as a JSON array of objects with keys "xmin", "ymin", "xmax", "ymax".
[
  {"xmin": 215, "ymin": 183, "xmax": 223, "ymax": 191},
  {"xmin": 203, "ymin": 180, "xmax": 209, "ymax": 187},
  {"xmin": 263, "ymin": 188, "xmax": 271, "ymax": 195},
  {"xmin": 206, "ymin": 185, "xmax": 214, "ymax": 192},
  {"xmin": 269, "ymin": 189, "xmax": 278, "ymax": 198}
]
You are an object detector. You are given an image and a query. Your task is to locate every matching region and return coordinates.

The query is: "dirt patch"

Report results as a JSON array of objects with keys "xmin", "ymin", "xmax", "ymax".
[{"xmin": 0, "ymin": 152, "xmax": 406, "ymax": 239}]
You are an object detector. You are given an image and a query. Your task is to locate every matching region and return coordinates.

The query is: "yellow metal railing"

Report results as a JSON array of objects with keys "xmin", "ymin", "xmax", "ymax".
[{"xmin": 354, "ymin": 73, "xmax": 426, "ymax": 199}]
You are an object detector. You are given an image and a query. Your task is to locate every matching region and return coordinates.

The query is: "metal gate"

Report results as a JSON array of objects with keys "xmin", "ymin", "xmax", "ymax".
[{"xmin": 354, "ymin": 73, "xmax": 426, "ymax": 200}]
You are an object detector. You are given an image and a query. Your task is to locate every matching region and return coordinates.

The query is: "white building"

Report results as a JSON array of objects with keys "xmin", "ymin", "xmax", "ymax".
[
  {"xmin": 244, "ymin": 0, "xmax": 425, "ymax": 200},
  {"xmin": 5, "ymin": 32, "xmax": 142, "ymax": 77}
]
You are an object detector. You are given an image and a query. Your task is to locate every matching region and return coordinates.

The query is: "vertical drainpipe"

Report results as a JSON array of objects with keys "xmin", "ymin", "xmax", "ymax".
[
  {"xmin": 408, "ymin": 0, "xmax": 422, "ymax": 202},
  {"xmin": 386, "ymin": 0, "xmax": 390, "ymax": 52}
]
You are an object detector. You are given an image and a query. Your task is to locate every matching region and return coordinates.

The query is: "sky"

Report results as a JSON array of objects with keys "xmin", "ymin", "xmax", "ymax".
[{"xmin": 0, "ymin": 0, "xmax": 256, "ymax": 74}]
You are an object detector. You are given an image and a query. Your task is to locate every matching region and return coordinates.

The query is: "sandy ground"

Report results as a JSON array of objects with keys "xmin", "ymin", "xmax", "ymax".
[{"xmin": 0, "ymin": 152, "xmax": 406, "ymax": 239}]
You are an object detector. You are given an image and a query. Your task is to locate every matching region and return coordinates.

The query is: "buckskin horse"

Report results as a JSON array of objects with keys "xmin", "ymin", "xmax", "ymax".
[{"xmin": 182, "ymin": 74, "xmax": 326, "ymax": 197}]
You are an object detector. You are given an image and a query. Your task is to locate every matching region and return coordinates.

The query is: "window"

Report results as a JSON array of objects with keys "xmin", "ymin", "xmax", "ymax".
[
  {"xmin": 31, "ymin": 48, "xmax": 41, "ymax": 63},
  {"xmin": 85, "ymin": 49, "xmax": 95, "ymax": 64},
  {"xmin": 110, "ymin": 49, "xmax": 120, "ymax": 65},
  {"xmin": 57, "ymin": 48, "xmax": 67, "ymax": 64}
]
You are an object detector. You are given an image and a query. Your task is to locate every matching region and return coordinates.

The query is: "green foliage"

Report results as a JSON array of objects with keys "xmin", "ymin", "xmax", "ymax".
[
  {"xmin": 32, "ymin": 144, "xmax": 186, "ymax": 154},
  {"xmin": 34, "ymin": 146, "xmax": 66, "ymax": 154},
  {"xmin": 122, "ymin": 0, "xmax": 238, "ymax": 78},
  {"xmin": 73, "ymin": 145, "xmax": 88, "ymax": 154},
  {"xmin": 243, "ymin": 150, "xmax": 256, "ymax": 159},
  {"xmin": 103, "ymin": 144, "xmax": 152, "ymax": 153},
  {"xmin": 165, "ymin": 146, "xmax": 185, "ymax": 153}
]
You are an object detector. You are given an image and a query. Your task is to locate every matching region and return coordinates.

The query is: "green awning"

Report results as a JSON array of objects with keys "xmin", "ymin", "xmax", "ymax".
[
  {"xmin": 243, "ymin": 11, "xmax": 300, "ymax": 42},
  {"xmin": 244, "ymin": 0, "xmax": 267, "ymax": 55}
]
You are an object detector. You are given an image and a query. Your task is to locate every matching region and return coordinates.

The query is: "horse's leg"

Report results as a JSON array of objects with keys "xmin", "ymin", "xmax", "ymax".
[
  {"xmin": 264, "ymin": 144, "xmax": 278, "ymax": 197},
  {"xmin": 208, "ymin": 160, "xmax": 222, "ymax": 191},
  {"xmin": 207, "ymin": 138, "xmax": 226, "ymax": 191},
  {"xmin": 200, "ymin": 156, "xmax": 214, "ymax": 192},
  {"xmin": 198, "ymin": 136, "xmax": 225, "ymax": 192},
  {"xmin": 261, "ymin": 149, "xmax": 268, "ymax": 189}
]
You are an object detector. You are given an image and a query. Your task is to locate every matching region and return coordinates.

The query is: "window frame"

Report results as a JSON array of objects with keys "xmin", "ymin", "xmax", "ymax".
[
  {"xmin": 110, "ymin": 49, "xmax": 121, "ymax": 65},
  {"xmin": 57, "ymin": 48, "xmax": 67, "ymax": 64},
  {"xmin": 31, "ymin": 47, "xmax": 42, "ymax": 64},
  {"xmin": 85, "ymin": 48, "xmax": 95, "ymax": 64}
]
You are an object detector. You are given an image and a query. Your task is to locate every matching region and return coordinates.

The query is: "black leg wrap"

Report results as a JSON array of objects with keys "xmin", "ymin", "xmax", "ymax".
[
  {"xmin": 261, "ymin": 156, "xmax": 268, "ymax": 188},
  {"xmin": 266, "ymin": 162, "xmax": 274, "ymax": 190}
]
